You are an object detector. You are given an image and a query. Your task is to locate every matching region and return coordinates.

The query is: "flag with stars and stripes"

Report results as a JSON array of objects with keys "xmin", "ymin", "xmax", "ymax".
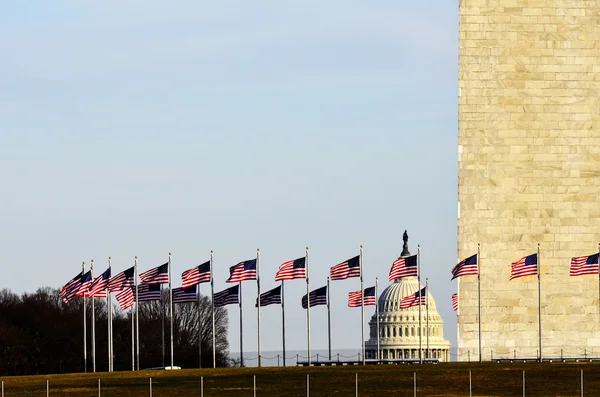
[
  {"xmin": 348, "ymin": 286, "xmax": 376, "ymax": 308},
  {"xmin": 330, "ymin": 256, "xmax": 360, "ymax": 281}
]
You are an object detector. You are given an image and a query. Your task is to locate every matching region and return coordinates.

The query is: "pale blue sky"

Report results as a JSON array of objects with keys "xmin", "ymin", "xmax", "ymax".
[{"xmin": 0, "ymin": 1, "xmax": 459, "ymax": 357}]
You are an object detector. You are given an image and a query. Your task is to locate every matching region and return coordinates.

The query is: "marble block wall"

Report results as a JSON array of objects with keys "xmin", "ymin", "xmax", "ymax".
[{"xmin": 458, "ymin": 0, "xmax": 600, "ymax": 360}]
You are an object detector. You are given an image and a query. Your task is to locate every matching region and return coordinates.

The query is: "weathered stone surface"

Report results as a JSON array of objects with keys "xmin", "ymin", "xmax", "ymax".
[{"xmin": 458, "ymin": 0, "xmax": 600, "ymax": 361}]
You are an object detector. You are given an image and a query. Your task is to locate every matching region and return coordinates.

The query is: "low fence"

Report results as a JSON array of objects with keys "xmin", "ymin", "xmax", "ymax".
[{"xmin": 0, "ymin": 369, "xmax": 589, "ymax": 397}]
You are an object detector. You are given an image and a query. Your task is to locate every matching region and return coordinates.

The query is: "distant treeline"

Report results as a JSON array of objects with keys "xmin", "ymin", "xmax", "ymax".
[{"xmin": 0, "ymin": 287, "xmax": 230, "ymax": 376}]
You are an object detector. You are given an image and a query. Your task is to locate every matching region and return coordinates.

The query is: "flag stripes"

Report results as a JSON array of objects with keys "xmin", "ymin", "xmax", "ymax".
[
  {"xmin": 301, "ymin": 286, "xmax": 327, "ymax": 309},
  {"xmin": 330, "ymin": 256, "xmax": 360, "ymax": 281},
  {"xmin": 400, "ymin": 287, "xmax": 427, "ymax": 309},
  {"xmin": 256, "ymin": 285, "xmax": 282, "ymax": 307},
  {"xmin": 214, "ymin": 285, "xmax": 239, "ymax": 307},
  {"xmin": 451, "ymin": 254, "xmax": 478, "ymax": 280},
  {"xmin": 117, "ymin": 288, "xmax": 134, "ymax": 310},
  {"xmin": 139, "ymin": 263, "xmax": 169, "ymax": 285},
  {"xmin": 510, "ymin": 253, "xmax": 538, "ymax": 280},
  {"xmin": 275, "ymin": 257, "xmax": 306, "ymax": 281},
  {"xmin": 172, "ymin": 285, "xmax": 198, "ymax": 303},
  {"xmin": 226, "ymin": 259, "xmax": 257, "ymax": 283},
  {"xmin": 76, "ymin": 271, "xmax": 93, "ymax": 297},
  {"xmin": 388, "ymin": 255, "xmax": 418, "ymax": 281},
  {"xmin": 452, "ymin": 293, "xmax": 458, "ymax": 312},
  {"xmin": 570, "ymin": 253, "xmax": 599, "ymax": 276},
  {"xmin": 348, "ymin": 286, "xmax": 376, "ymax": 308},
  {"xmin": 181, "ymin": 261, "xmax": 211, "ymax": 288},
  {"xmin": 108, "ymin": 266, "xmax": 135, "ymax": 292},
  {"xmin": 137, "ymin": 284, "xmax": 162, "ymax": 301},
  {"xmin": 60, "ymin": 272, "xmax": 83, "ymax": 303},
  {"xmin": 89, "ymin": 268, "xmax": 111, "ymax": 298}
]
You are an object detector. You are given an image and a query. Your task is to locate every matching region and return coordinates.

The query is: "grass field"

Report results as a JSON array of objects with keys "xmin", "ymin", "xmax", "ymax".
[{"xmin": 1, "ymin": 362, "xmax": 599, "ymax": 396}]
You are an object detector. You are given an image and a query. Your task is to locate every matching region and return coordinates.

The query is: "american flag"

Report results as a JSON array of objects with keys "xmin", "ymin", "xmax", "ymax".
[
  {"xmin": 452, "ymin": 293, "xmax": 458, "ymax": 312},
  {"xmin": 139, "ymin": 263, "xmax": 169, "ymax": 285},
  {"xmin": 214, "ymin": 285, "xmax": 239, "ymax": 307},
  {"xmin": 75, "ymin": 271, "xmax": 93, "ymax": 297},
  {"xmin": 172, "ymin": 285, "xmax": 198, "ymax": 303},
  {"xmin": 256, "ymin": 285, "xmax": 282, "ymax": 307},
  {"xmin": 137, "ymin": 284, "xmax": 162, "ymax": 301},
  {"xmin": 108, "ymin": 266, "xmax": 135, "ymax": 292},
  {"xmin": 451, "ymin": 254, "xmax": 478, "ymax": 280},
  {"xmin": 400, "ymin": 287, "xmax": 427, "ymax": 309},
  {"xmin": 388, "ymin": 254, "xmax": 418, "ymax": 281},
  {"xmin": 226, "ymin": 259, "xmax": 257, "ymax": 283},
  {"xmin": 88, "ymin": 268, "xmax": 111, "ymax": 298},
  {"xmin": 330, "ymin": 255, "xmax": 360, "ymax": 281},
  {"xmin": 117, "ymin": 288, "xmax": 134, "ymax": 310},
  {"xmin": 348, "ymin": 286, "xmax": 376, "ymax": 308},
  {"xmin": 60, "ymin": 271, "xmax": 83, "ymax": 303},
  {"xmin": 510, "ymin": 253, "xmax": 538, "ymax": 280},
  {"xmin": 275, "ymin": 257, "xmax": 306, "ymax": 281},
  {"xmin": 301, "ymin": 286, "xmax": 327, "ymax": 309},
  {"xmin": 181, "ymin": 261, "xmax": 211, "ymax": 288},
  {"xmin": 570, "ymin": 253, "xmax": 599, "ymax": 276}
]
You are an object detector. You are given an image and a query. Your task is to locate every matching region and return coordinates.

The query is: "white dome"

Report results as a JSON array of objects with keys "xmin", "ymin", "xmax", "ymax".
[
  {"xmin": 378, "ymin": 277, "xmax": 438, "ymax": 312},
  {"xmin": 364, "ymin": 276, "xmax": 451, "ymax": 361}
]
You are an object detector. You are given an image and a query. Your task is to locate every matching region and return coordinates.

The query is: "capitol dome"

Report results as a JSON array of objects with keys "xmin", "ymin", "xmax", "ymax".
[{"xmin": 365, "ymin": 276, "xmax": 451, "ymax": 361}]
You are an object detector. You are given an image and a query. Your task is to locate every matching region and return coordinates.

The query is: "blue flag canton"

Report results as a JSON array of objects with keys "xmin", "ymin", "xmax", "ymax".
[
  {"xmin": 404, "ymin": 255, "xmax": 418, "ymax": 267},
  {"xmin": 313, "ymin": 286, "xmax": 328, "ymax": 297},
  {"xmin": 524, "ymin": 254, "xmax": 538, "ymax": 266},
  {"xmin": 181, "ymin": 285, "xmax": 197, "ymax": 294},
  {"xmin": 99, "ymin": 268, "xmax": 111, "ymax": 280},
  {"xmin": 157, "ymin": 263, "xmax": 169, "ymax": 274},
  {"xmin": 347, "ymin": 256, "xmax": 360, "ymax": 268},
  {"xmin": 416, "ymin": 287, "xmax": 427, "ymax": 297},
  {"xmin": 587, "ymin": 253, "xmax": 599, "ymax": 264},
  {"xmin": 123, "ymin": 267, "xmax": 135, "ymax": 278},
  {"xmin": 464, "ymin": 254, "xmax": 478, "ymax": 266},
  {"xmin": 81, "ymin": 271, "xmax": 92, "ymax": 283},
  {"xmin": 292, "ymin": 257, "xmax": 306, "ymax": 269},
  {"xmin": 364, "ymin": 286, "xmax": 376, "ymax": 297},
  {"xmin": 143, "ymin": 284, "xmax": 162, "ymax": 293},
  {"xmin": 242, "ymin": 259, "xmax": 257, "ymax": 271},
  {"xmin": 198, "ymin": 261, "xmax": 211, "ymax": 273}
]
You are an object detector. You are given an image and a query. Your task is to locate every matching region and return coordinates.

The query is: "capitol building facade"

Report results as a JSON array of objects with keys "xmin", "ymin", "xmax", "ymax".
[{"xmin": 364, "ymin": 276, "xmax": 451, "ymax": 362}]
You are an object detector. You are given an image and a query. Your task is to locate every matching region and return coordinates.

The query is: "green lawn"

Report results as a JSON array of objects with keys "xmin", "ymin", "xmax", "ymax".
[{"xmin": 1, "ymin": 363, "xmax": 598, "ymax": 396}]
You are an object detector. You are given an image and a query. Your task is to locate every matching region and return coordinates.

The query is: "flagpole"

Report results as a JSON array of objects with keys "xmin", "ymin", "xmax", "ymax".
[
  {"xmin": 82, "ymin": 261, "xmax": 87, "ymax": 373},
  {"xmin": 239, "ymin": 281, "xmax": 243, "ymax": 368},
  {"xmin": 198, "ymin": 279, "xmax": 202, "ymax": 369},
  {"xmin": 281, "ymin": 280, "xmax": 286, "ymax": 367},
  {"xmin": 257, "ymin": 248, "xmax": 261, "ymax": 368},
  {"xmin": 91, "ymin": 259, "xmax": 96, "ymax": 373},
  {"xmin": 598, "ymin": 243, "xmax": 600, "ymax": 320},
  {"xmin": 161, "ymin": 284, "xmax": 165, "ymax": 368},
  {"xmin": 418, "ymin": 245, "xmax": 422, "ymax": 364},
  {"xmin": 376, "ymin": 277, "xmax": 379, "ymax": 361},
  {"xmin": 426, "ymin": 278, "xmax": 429, "ymax": 360},
  {"xmin": 360, "ymin": 245, "xmax": 365, "ymax": 365},
  {"xmin": 169, "ymin": 252, "xmax": 174, "ymax": 369},
  {"xmin": 135, "ymin": 256, "xmax": 139, "ymax": 371},
  {"xmin": 477, "ymin": 243, "xmax": 482, "ymax": 363},
  {"xmin": 131, "ymin": 304, "xmax": 134, "ymax": 371},
  {"xmin": 108, "ymin": 257, "xmax": 112, "ymax": 372},
  {"xmin": 211, "ymin": 250, "xmax": 216, "ymax": 368},
  {"xmin": 598, "ymin": 243, "xmax": 600, "ymax": 324},
  {"xmin": 537, "ymin": 244, "xmax": 542, "ymax": 362},
  {"xmin": 306, "ymin": 246, "xmax": 311, "ymax": 366},
  {"xmin": 327, "ymin": 276, "xmax": 331, "ymax": 361}
]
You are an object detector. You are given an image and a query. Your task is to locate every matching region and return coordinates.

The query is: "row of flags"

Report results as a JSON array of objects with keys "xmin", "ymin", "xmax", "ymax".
[
  {"xmin": 61, "ymin": 249, "xmax": 445, "ymax": 313},
  {"xmin": 59, "ymin": 244, "xmax": 454, "ymax": 369},
  {"xmin": 451, "ymin": 251, "xmax": 600, "ymax": 281},
  {"xmin": 450, "ymin": 250, "xmax": 600, "ymax": 312}
]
